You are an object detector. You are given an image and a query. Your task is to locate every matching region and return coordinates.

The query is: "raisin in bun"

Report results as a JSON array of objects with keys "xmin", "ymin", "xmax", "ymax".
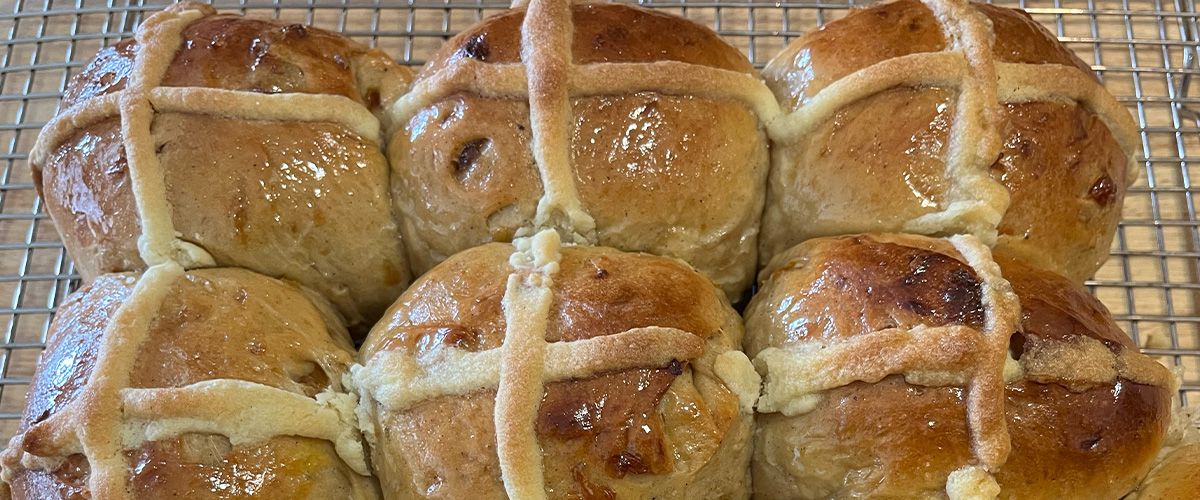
[
  {"xmin": 746, "ymin": 234, "xmax": 1173, "ymax": 499},
  {"xmin": 0, "ymin": 264, "xmax": 376, "ymax": 499},
  {"xmin": 759, "ymin": 0, "xmax": 1139, "ymax": 282},
  {"xmin": 386, "ymin": 0, "xmax": 774, "ymax": 299},
  {"xmin": 355, "ymin": 230, "xmax": 759, "ymax": 498},
  {"xmin": 31, "ymin": 2, "xmax": 412, "ymax": 328}
]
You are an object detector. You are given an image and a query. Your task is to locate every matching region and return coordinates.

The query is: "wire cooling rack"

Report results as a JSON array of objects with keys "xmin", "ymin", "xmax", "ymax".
[{"xmin": 0, "ymin": 0, "xmax": 1197, "ymax": 442}]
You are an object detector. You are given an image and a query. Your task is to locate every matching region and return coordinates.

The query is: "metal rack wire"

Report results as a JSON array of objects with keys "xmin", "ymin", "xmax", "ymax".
[{"xmin": 0, "ymin": 0, "xmax": 1196, "ymax": 441}]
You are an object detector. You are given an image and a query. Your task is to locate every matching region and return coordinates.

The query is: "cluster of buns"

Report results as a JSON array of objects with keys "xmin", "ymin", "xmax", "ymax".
[{"xmin": 0, "ymin": 0, "xmax": 1193, "ymax": 498}]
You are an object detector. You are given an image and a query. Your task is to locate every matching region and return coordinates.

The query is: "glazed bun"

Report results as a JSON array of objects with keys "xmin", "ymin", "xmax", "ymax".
[
  {"xmin": 745, "ymin": 234, "xmax": 1174, "ymax": 499},
  {"xmin": 355, "ymin": 230, "xmax": 758, "ymax": 498},
  {"xmin": 759, "ymin": 0, "xmax": 1139, "ymax": 282},
  {"xmin": 0, "ymin": 264, "xmax": 376, "ymax": 499},
  {"xmin": 31, "ymin": 2, "xmax": 411, "ymax": 327},
  {"xmin": 386, "ymin": 1, "xmax": 771, "ymax": 299}
]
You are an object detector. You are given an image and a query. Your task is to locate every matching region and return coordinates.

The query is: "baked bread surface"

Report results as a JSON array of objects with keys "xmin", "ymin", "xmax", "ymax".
[
  {"xmin": 1, "ymin": 266, "xmax": 376, "ymax": 499},
  {"xmin": 388, "ymin": 2, "xmax": 770, "ymax": 299},
  {"xmin": 760, "ymin": 0, "xmax": 1139, "ymax": 282},
  {"xmin": 357, "ymin": 233, "xmax": 757, "ymax": 499},
  {"xmin": 33, "ymin": 3, "xmax": 411, "ymax": 328},
  {"xmin": 746, "ymin": 234, "xmax": 1173, "ymax": 499}
]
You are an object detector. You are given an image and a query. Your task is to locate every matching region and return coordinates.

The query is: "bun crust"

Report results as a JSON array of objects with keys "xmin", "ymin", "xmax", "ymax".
[
  {"xmin": 2, "ymin": 267, "xmax": 375, "ymax": 499},
  {"xmin": 760, "ymin": 0, "xmax": 1137, "ymax": 282},
  {"xmin": 358, "ymin": 236, "xmax": 755, "ymax": 499},
  {"xmin": 747, "ymin": 234, "xmax": 1173, "ymax": 499},
  {"xmin": 33, "ymin": 3, "xmax": 411, "ymax": 327},
  {"xmin": 388, "ymin": 2, "xmax": 769, "ymax": 299}
]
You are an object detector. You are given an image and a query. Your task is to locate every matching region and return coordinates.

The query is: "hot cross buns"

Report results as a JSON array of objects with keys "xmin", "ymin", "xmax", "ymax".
[
  {"xmin": 31, "ymin": 2, "xmax": 412, "ymax": 328},
  {"xmin": 355, "ymin": 230, "xmax": 759, "ymax": 498},
  {"xmin": 758, "ymin": 0, "xmax": 1139, "ymax": 282},
  {"xmin": 746, "ymin": 234, "xmax": 1174, "ymax": 499},
  {"xmin": 0, "ymin": 265, "xmax": 375, "ymax": 499},
  {"xmin": 386, "ymin": 1, "xmax": 773, "ymax": 299}
]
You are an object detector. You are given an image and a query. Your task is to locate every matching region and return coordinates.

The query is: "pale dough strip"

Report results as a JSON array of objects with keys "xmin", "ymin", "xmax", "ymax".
[
  {"xmin": 32, "ymin": 85, "xmax": 383, "ymax": 175},
  {"xmin": 521, "ymin": 0, "xmax": 594, "ymax": 242},
  {"xmin": 387, "ymin": 61, "xmax": 528, "ymax": 124},
  {"xmin": 569, "ymin": 62, "xmax": 780, "ymax": 119},
  {"xmin": 118, "ymin": 95, "xmax": 200, "ymax": 267},
  {"xmin": 120, "ymin": 5, "xmax": 209, "ymax": 268},
  {"xmin": 1018, "ymin": 334, "xmax": 1176, "ymax": 390},
  {"xmin": 908, "ymin": 0, "xmax": 1009, "ymax": 245},
  {"xmin": 77, "ymin": 263, "xmax": 183, "ymax": 499},
  {"xmin": 754, "ymin": 325, "xmax": 988, "ymax": 415},
  {"xmin": 947, "ymin": 234, "xmax": 1019, "ymax": 472},
  {"xmin": 148, "ymin": 87, "xmax": 382, "ymax": 143},
  {"xmin": 128, "ymin": 6, "xmax": 208, "ymax": 89},
  {"xmin": 493, "ymin": 229, "xmax": 561, "ymax": 500},
  {"xmin": 542, "ymin": 327, "xmax": 705, "ymax": 378},
  {"xmin": 358, "ymin": 326, "xmax": 705, "ymax": 412},
  {"xmin": 120, "ymin": 379, "xmax": 369, "ymax": 475},
  {"xmin": 389, "ymin": 60, "xmax": 780, "ymax": 128},
  {"xmin": 767, "ymin": 51, "xmax": 969, "ymax": 142}
]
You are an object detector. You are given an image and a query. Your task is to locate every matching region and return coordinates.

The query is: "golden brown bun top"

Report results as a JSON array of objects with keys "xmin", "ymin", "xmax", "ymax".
[
  {"xmin": 23, "ymin": 268, "xmax": 353, "ymax": 432},
  {"xmin": 360, "ymin": 241, "xmax": 750, "ymax": 497},
  {"xmin": 748, "ymin": 234, "xmax": 1174, "ymax": 498},
  {"xmin": 21, "ymin": 274, "xmax": 136, "ymax": 428},
  {"xmin": 996, "ymin": 251, "xmax": 1138, "ymax": 352},
  {"xmin": 62, "ymin": 4, "xmax": 393, "ymax": 110},
  {"xmin": 754, "ymin": 233, "xmax": 1139, "ymax": 357},
  {"xmin": 365, "ymin": 244, "xmax": 730, "ymax": 356},
  {"xmin": 975, "ymin": 3, "xmax": 1094, "ymax": 72},
  {"xmin": 391, "ymin": 0, "xmax": 767, "ymax": 299},
  {"xmin": 417, "ymin": 2, "xmax": 754, "ymax": 80},
  {"xmin": 749, "ymin": 234, "xmax": 987, "ymax": 354},
  {"xmin": 7, "ymin": 268, "xmax": 374, "ymax": 499},
  {"xmin": 768, "ymin": 0, "xmax": 1094, "ymax": 107}
]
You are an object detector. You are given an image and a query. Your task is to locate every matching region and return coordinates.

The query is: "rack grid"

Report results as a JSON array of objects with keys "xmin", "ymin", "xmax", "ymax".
[{"xmin": 0, "ymin": 0, "xmax": 1196, "ymax": 441}]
